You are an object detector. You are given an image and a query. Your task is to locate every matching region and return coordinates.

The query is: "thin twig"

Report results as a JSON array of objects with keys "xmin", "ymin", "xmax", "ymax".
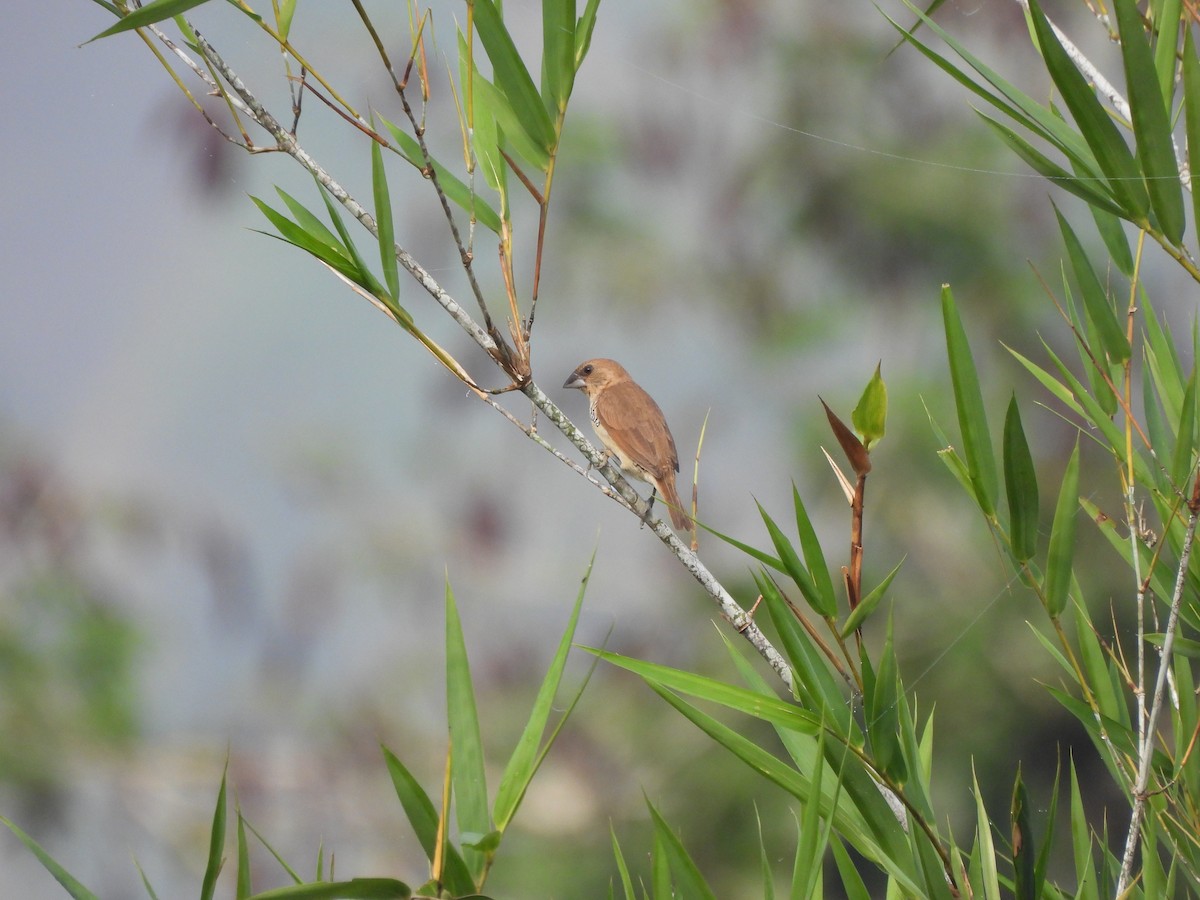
[{"xmin": 1117, "ymin": 473, "xmax": 1200, "ymax": 892}]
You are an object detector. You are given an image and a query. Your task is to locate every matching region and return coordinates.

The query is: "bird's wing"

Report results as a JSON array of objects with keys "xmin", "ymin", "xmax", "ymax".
[{"xmin": 595, "ymin": 381, "xmax": 680, "ymax": 477}]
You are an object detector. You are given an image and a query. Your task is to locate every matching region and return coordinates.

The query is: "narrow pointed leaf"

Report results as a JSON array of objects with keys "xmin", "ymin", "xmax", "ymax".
[
  {"xmin": 841, "ymin": 557, "xmax": 905, "ymax": 638},
  {"xmin": 471, "ymin": 0, "xmax": 556, "ymax": 157},
  {"xmin": 942, "ymin": 285, "xmax": 998, "ymax": 516},
  {"xmin": 792, "ymin": 484, "xmax": 837, "ymax": 617},
  {"xmin": 379, "ymin": 116, "xmax": 502, "ymax": 234},
  {"xmin": 201, "ymin": 761, "xmax": 228, "ymax": 900},
  {"xmin": 381, "ymin": 748, "xmax": 474, "ymax": 895},
  {"xmin": 493, "ymin": 553, "xmax": 592, "ymax": 829},
  {"xmin": 371, "ymin": 139, "xmax": 401, "ymax": 303},
  {"xmin": 235, "ymin": 810, "xmax": 251, "ymax": 900},
  {"xmin": 1028, "ymin": 0, "xmax": 1149, "ymax": 221},
  {"xmin": 1043, "ymin": 442, "xmax": 1080, "ymax": 617},
  {"xmin": 795, "ymin": 732, "xmax": 830, "ymax": 899},
  {"xmin": 575, "ymin": 0, "xmax": 602, "ymax": 65},
  {"xmin": 970, "ymin": 766, "xmax": 1001, "ymax": 900},
  {"xmin": 866, "ymin": 613, "xmax": 906, "ymax": 783},
  {"xmin": 644, "ymin": 798, "xmax": 718, "ymax": 900},
  {"xmin": 1011, "ymin": 769, "xmax": 1035, "ymax": 900},
  {"xmin": 609, "ymin": 824, "xmax": 636, "ymax": 900},
  {"xmin": 1054, "ymin": 205, "xmax": 1130, "ymax": 363},
  {"xmin": 829, "ymin": 834, "xmax": 872, "ymax": 900},
  {"xmin": 757, "ymin": 502, "xmax": 834, "ymax": 617},
  {"xmin": 86, "ymin": 0, "xmax": 214, "ymax": 42},
  {"xmin": 1113, "ymin": 0, "xmax": 1185, "ymax": 243},
  {"xmin": 1087, "ymin": 198, "xmax": 1134, "ymax": 277},
  {"xmin": 1002, "ymin": 396, "xmax": 1039, "ymax": 562},
  {"xmin": 0, "ymin": 817, "xmax": 99, "ymax": 900},
  {"xmin": 1152, "ymin": 0, "xmax": 1183, "ymax": 94},
  {"xmin": 888, "ymin": 1, "xmax": 1099, "ymax": 167},
  {"xmin": 851, "ymin": 363, "xmax": 887, "ymax": 450},
  {"xmin": 978, "ymin": 114, "xmax": 1125, "ymax": 217},
  {"xmin": 444, "ymin": 580, "xmax": 491, "ymax": 879},
  {"xmin": 277, "ymin": 0, "xmax": 297, "ymax": 41},
  {"xmin": 542, "ymin": 0, "xmax": 576, "ymax": 113},
  {"xmin": 1184, "ymin": 28, "xmax": 1200, "ymax": 259}
]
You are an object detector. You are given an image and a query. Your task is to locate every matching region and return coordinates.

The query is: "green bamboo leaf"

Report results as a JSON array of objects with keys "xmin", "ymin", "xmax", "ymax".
[
  {"xmin": 236, "ymin": 810, "xmax": 251, "ymax": 900},
  {"xmin": 756, "ymin": 571, "xmax": 848, "ymax": 723},
  {"xmin": 866, "ymin": 613, "xmax": 906, "ymax": 784},
  {"xmin": 244, "ymin": 879, "xmax": 412, "ymax": 898},
  {"xmin": 694, "ymin": 516, "xmax": 785, "ymax": 573},
  {"xmin": 1113, "ymin": 0, "xmax": 1185, "ymax": 244},
  {"xmin": 276, "ymin": 0, "xmax": 297, "ymax": 41},
  {"xmin": 444, "ymin": 579, "xmax": 491, "ymax": 881},
  {"xmin": 651, "ymin": 829, "xmax": 670, "ymax": 897},
  {"xmin": 644, "ymin": 798, "xmax": 718, "ymax": 900},
  {"xmin": 756, "ymin": 809, "xmax": 775, "ymax": 900},
  {"xmin": 86, "ymin": 0, "xmax": 214, "ymax": 42},
  {"xmin": 1074, "ymin": 599, "xmax": 1129, "ymax": 730},
  {"xmin": 314, "ymin": 184, "xmax": 390, "ymax": 301},
  {"xmin": 380, "ymin": 748, "xmax": 474, "ymax": 895},
  {"xmin": 371, "ymin": 138, "xmax": 401, "ymax": 303},
  {"xmin": 1011, "ymin": 768, "xmax": 1035, "ymax": 900},
  {"xmin": 541, "ymin": 0, "xmax": 576, "ymax": 114},
  {"xmin": 757, "ymin": 501, "xmax": 834, "ymax": 617},
  {"xmin": 1068, "ymin": 763, "xmax": 1099, "ymax": 900},
  {"xmin": 378, "ymin": 116, "xmax": 502, "ymax": 234},
  {"xmin": 1003, "ymin": 396, "xmax": 1039, "ymax": 562},
  {"xmin": 970, "ymin": 766, "xmax": 1001, "ymax": 900},
  {"xmin": 887, "ymin": 1, "xmax": 1099, "ymax": 169},
  {"xmin": 927, "ymin": 405, "xmax": 978, "ymax": 499},
  {"xmin": 1184, "ymin": 28, "xmax": 1200, "ymax": 260},
  {"xmin": 1043, "ymin": 441, "xmax": 1080, "ymax": 617},
  {"xmin": 851, "ymin": 362, "xmax": 887, "ymax": 450},
  {"xmin": 471, "ymin": 0, "xmax": 557, "ymax": 157},
  {"xmin": 1068, "ymin": 276, "xmax": 1120, "ymax": 417},
  {"xmin": 1171, "ymin": 372, "xmax": 1196, "ymax": 487},
  {"xmin": 251, "ymin": 197, "xmax": 357, "ymax": 281},
  {"xmin": 587, "ymin": 646, "xmax": 821, "ymax": 736},
  {"xmin": 1054, "ymin": 204, "xmax": 1131, "ymax": 363},
  {"xmin": 645, "ymin": 682, "xmax": 921, "ymax": 891},
  {"xmin": 610, "ymin": 824, "xmax": 636, "ymax": 900},
  {"xmin": 1087, "ymin": 197, "xmax": 1134, "ymax": 277},
  {"xmin": 274, "ymin": 188, "xmax": 347, "ymax": 255},
  {"xmin": 791, "ymin": 484, "xmax": 837, "ymax": 617},
  {"xmin": 829, "ymin": 835, "xmax": 872, "ymax": 900},
  {"xmin": 978, "ymin": 114, "xmax": 1126, "ymax": 217},
  {"xmin": 1027, "ymin": 0, "xmax": 1149, "ymax": 221},
  {"xmin": 493, "ymin": 552, "xmax": 592, "ymax": 830},
  {"xmin": 1145, "ymin": 632, "xmax": 1200, "ymax": 659},
  {"xmin": 575, "ymin": 0, "xmax": 602, "ymax": 66},
  {"xmin": 132, "ymin": 855, "xmax": 162, "ymax": 900},
  {"xmin": 201, "ymin": 760, "xmax": 228, "ymax": 900},
  {"xmin": 794, "ymin": 732, "xmax": 831, "ymax": 899},
  {"xmin": 0, "ymin": 817, "xmax": 99, "ymax": 900},
  {"xmin": 1152, "ymin": 0, "xmax": 1183, "ymax": 102},
  {"xmin": 942, "ymin": 284, "xmax": 999, "ymax": 517},
  {"xmin": 841, "ymin": 557, "xmax": 904, "ymax": 638},
  {"xmin": 457, "ymin": 30, "xmax": 507, "ymax": 202}
]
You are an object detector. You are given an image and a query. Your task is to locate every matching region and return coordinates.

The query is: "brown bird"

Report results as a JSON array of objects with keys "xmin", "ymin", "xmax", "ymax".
[{"xmin": 563, "ymin": 358, "xmax": 692, "ymax": 532}]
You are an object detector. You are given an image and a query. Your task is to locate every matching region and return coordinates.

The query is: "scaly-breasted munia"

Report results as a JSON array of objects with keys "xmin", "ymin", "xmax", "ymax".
[{"xmin": 563, "ymin": 358, "xmax": 692, "ymax": 532}]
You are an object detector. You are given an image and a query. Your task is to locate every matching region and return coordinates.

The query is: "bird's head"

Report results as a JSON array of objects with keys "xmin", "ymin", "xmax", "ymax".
[{"xmin": 562, "ymin": 358, "xmax": 630, "ymax": 395}]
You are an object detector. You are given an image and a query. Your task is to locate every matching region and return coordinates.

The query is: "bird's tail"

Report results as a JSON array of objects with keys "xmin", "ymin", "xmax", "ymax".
[{"xmin": 658, "ymin": 476, "xmax": 693, "ymax": 532}]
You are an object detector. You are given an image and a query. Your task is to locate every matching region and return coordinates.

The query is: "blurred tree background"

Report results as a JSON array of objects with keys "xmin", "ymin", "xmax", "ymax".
[{"xmin": 2, "ymin": 0, "xmax": 1189, "ymax": 896}]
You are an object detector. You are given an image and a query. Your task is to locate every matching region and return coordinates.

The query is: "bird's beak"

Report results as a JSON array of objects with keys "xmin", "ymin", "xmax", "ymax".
[{"xmin": 563, "ymin": 372, "xmax": 584, "ymax": 390}]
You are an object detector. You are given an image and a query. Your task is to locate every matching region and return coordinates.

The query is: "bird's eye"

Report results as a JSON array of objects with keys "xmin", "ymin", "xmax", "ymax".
[{"xmin": 582, "ymin": 365, "xmax": 593, "ymax": 375}]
